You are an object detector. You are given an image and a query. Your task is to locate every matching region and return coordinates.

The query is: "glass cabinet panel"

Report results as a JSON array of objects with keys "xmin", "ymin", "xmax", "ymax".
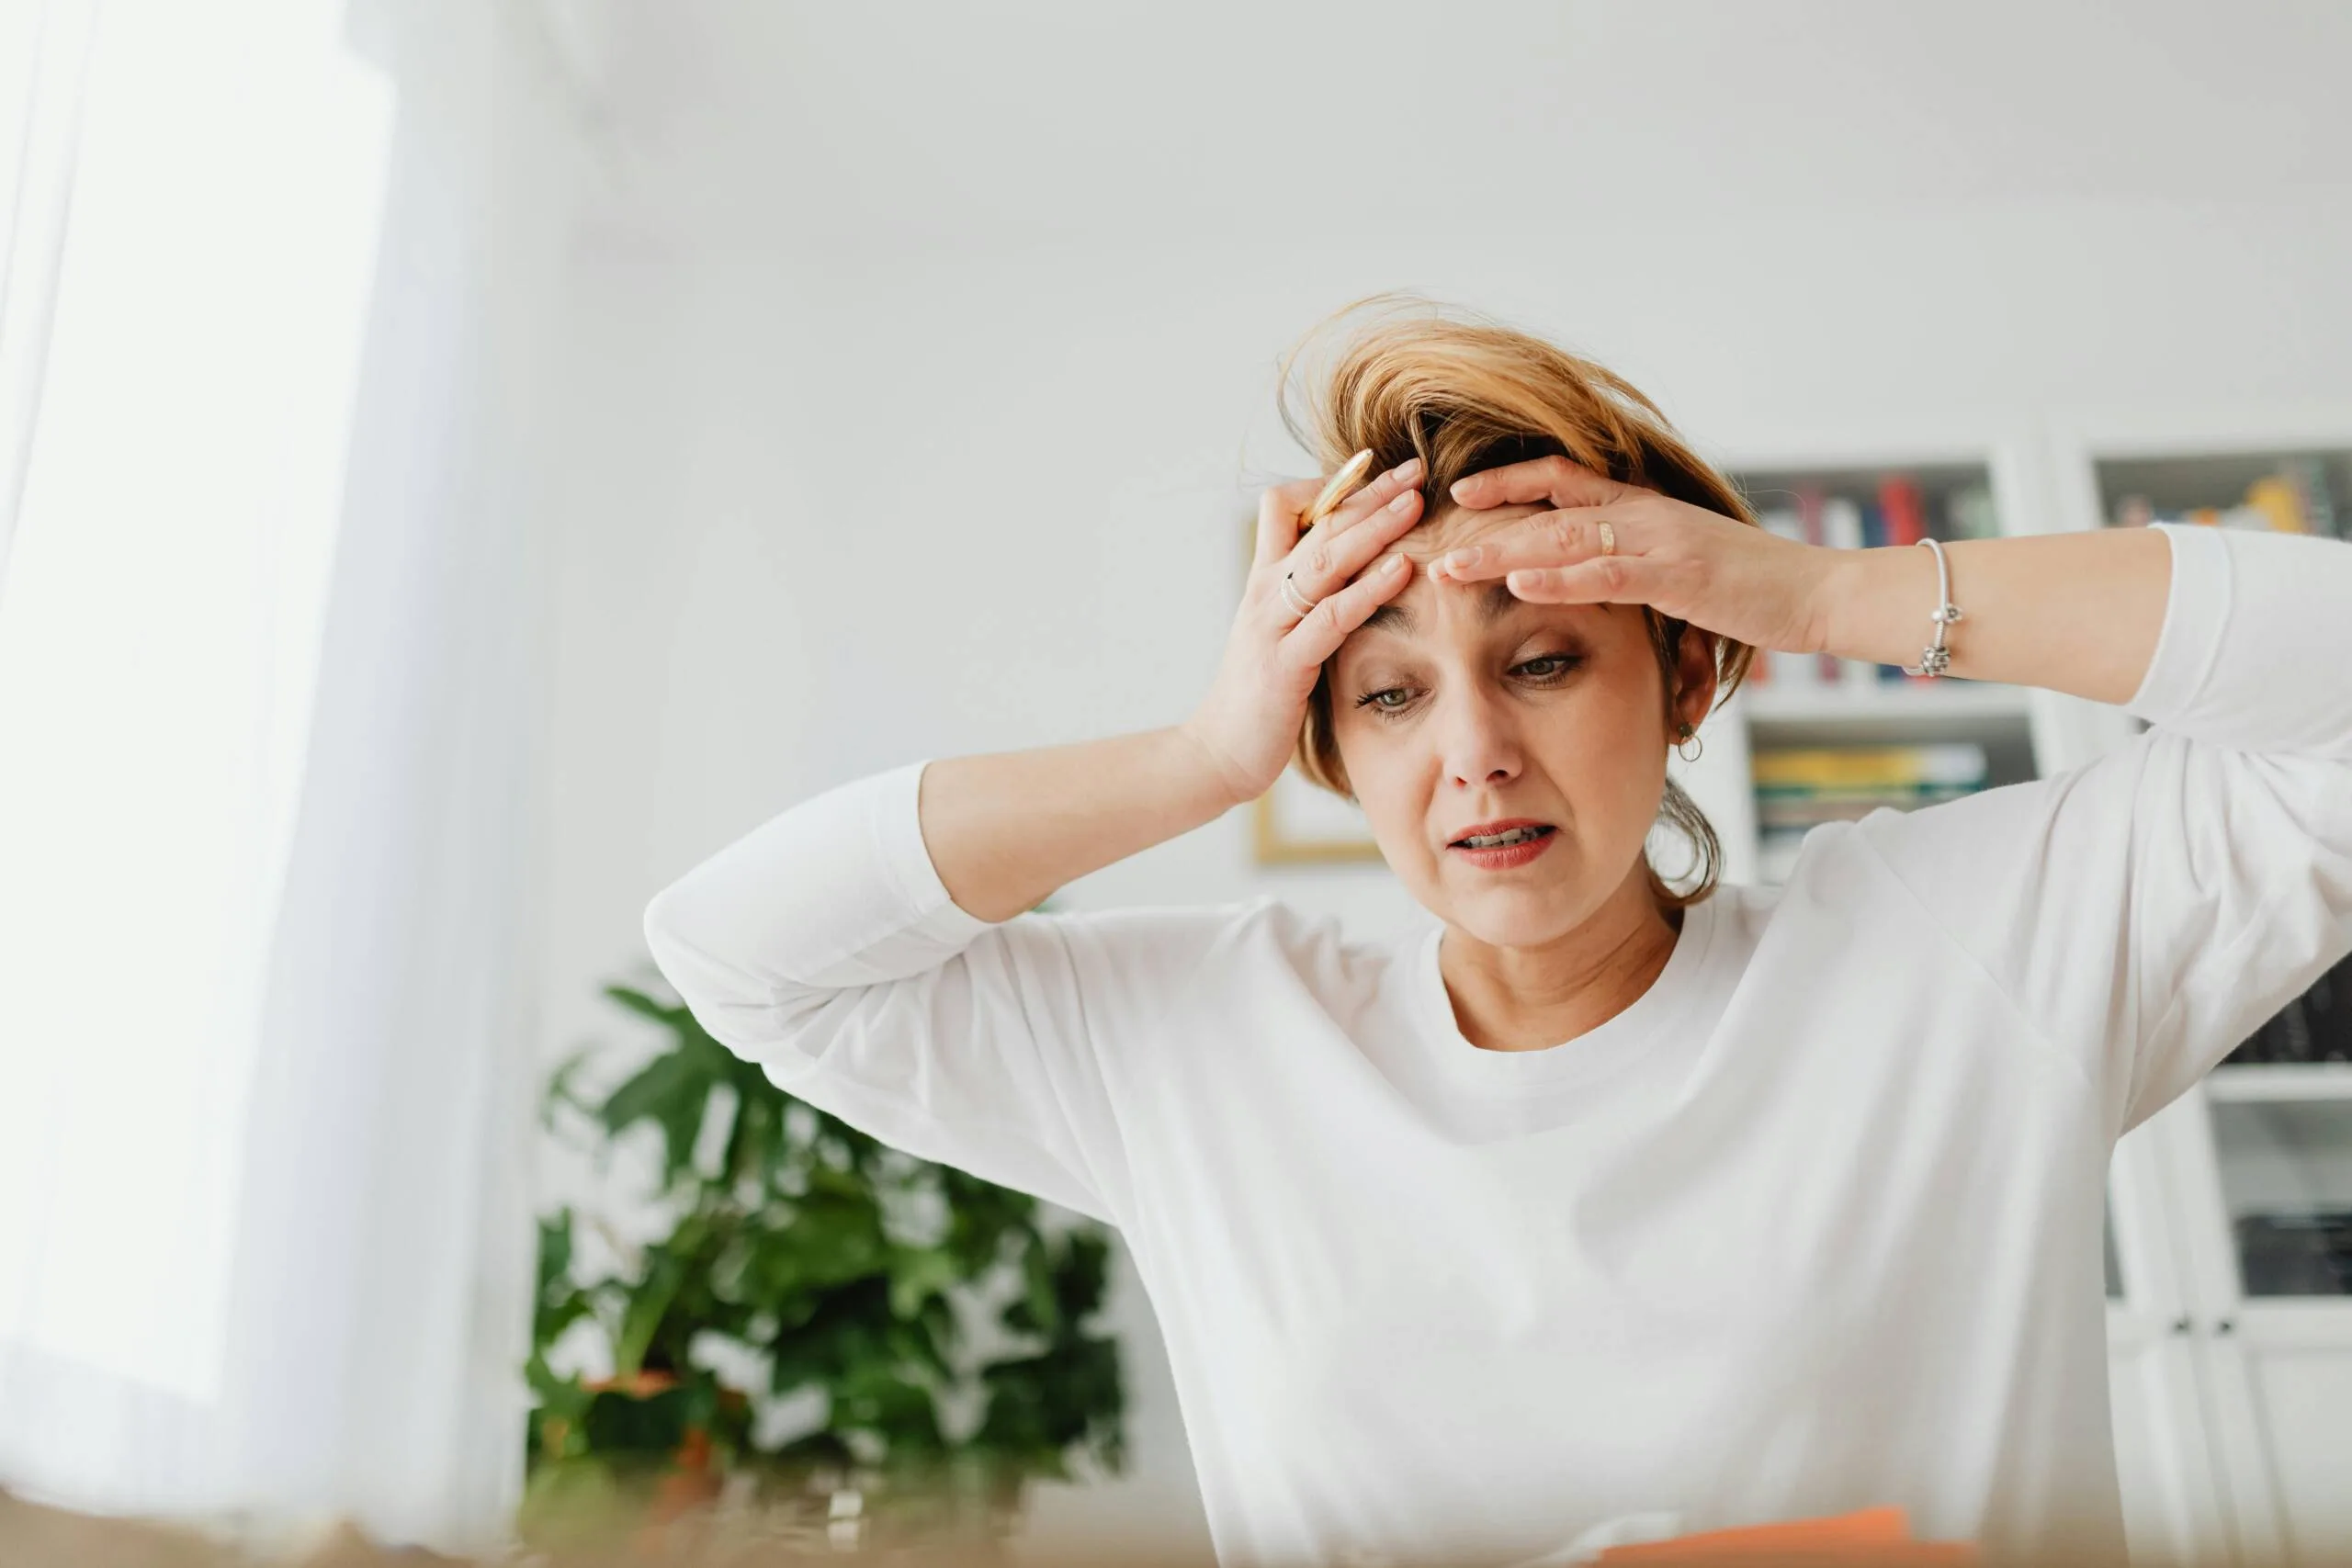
[
  {"xmin": 2093, "ymin": 448, "xmax": 2348, "ymax": 537},
  {"xmin": 2220, "ymin": 953, "xmax": 2352, "ymax": 1068},
  {"xmin": 2209, "ymin": 1099, "xmax": 2352, "ymax": 1297}
]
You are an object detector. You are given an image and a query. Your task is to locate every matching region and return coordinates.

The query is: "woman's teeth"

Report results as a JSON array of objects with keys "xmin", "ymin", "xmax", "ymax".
[{"xmin": 1459, "ymin": 826, "xmax": 1551, "ymax": 849}]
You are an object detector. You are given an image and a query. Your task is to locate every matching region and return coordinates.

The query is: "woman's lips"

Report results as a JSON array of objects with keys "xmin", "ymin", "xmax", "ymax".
[{"xmin": 1448, "ymin": 825, "xmax": 1558, "ymax": 870}]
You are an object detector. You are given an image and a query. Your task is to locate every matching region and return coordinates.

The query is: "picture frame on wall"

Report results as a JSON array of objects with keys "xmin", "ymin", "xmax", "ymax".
[{"xmin": 1241, "ymin": 506, "xmax": 1385, "ymax": 864}]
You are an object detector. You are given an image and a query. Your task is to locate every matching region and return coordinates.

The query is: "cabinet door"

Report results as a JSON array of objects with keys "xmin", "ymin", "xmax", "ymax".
[
  {"xmin": 2108, "ymin": 1110, "xmax": 2238, "ymax": 1567},
  {"xmin": 2169, "ymin": 1074, "xmax": 2352, "ymax": 1568}
]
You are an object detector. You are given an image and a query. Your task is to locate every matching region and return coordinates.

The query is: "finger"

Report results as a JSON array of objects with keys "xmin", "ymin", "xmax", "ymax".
[
  {"xmin": 1278, "ymin": 477, "xmax": 1423, "ymax": 620},
  {"xmin": 1279, "ymin": 550, "xmax": 1413, "ymax": 667},
  {"xmin": 1431, "ymin": 505, "xmax": 1625, "ymax": 583},
  {"xmin": 1447, "ymin": 454, "xmax": 1617, "ymax": 512},
  {"xmin": 1255, "ymin": 476, "xmax": 1330, "ymax": 569},
  {"xmin": 1503, "ymin": 553, "xmax": 1653, "ymax": 605}
]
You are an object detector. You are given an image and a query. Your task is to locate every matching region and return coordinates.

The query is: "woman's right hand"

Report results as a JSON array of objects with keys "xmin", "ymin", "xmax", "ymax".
[{"xmin": 1179, "ymin": 452, "xmax": 1427, "ymax": 807}]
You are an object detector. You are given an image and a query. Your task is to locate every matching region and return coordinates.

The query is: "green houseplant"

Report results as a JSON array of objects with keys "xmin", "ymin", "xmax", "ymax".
[{"xmin": 525, "ymin": 936, "xmax": 1125, "ymax": 1552}]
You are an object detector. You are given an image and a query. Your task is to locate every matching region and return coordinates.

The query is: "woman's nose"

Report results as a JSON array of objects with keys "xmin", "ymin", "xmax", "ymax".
[{"xmin": 1435, "ymin": 687, "xmax": 1523, "ymax": 789}]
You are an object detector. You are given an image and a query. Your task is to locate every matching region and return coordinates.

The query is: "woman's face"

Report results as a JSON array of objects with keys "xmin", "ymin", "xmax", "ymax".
[{"xmin": 1329, "ymin": 502, "xmax": 1713, "ymax": 947}]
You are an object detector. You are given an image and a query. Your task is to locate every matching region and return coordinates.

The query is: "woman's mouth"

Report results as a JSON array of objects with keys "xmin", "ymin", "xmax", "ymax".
[{"xmin": 1446, "ymin": 821, "xmax": 1558, "ymax": 870}]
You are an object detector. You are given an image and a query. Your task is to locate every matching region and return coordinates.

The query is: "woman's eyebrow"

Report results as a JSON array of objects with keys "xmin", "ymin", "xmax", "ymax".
[{"xmin": 1360, "ymin": 580, "xmax": 1521, "ymax": 637}]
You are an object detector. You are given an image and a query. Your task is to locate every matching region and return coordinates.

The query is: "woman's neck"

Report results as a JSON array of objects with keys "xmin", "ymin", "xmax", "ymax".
[{"xmin": 1438, "ymin": 875, "xmax": 1685, "ymax": 1054}]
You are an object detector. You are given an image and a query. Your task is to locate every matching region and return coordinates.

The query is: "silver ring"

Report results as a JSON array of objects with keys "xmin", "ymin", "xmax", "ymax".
[{"xmin": 1278, "ymin": 570, "xmax": 1317, "ymax": 619}]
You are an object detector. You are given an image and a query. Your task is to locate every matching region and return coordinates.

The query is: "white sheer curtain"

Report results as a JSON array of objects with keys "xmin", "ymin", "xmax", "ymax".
[
  {"xmin": 0, "ymin": 0, "xmax": 95, "ymax": 589},
  {"xmin": 0, "ymin": 0, "xmax": 589, "ymax": 1549}
]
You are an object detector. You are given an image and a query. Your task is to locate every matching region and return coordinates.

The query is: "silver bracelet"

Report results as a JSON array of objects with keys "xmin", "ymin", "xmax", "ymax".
[{"xmin": 1900, "ymin": 536, "xmax": 1963, "ymax": 678}]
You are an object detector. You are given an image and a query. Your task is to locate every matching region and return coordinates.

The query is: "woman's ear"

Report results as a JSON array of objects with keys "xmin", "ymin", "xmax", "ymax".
[{"xmin": 1669, "ymin": 629, "xmax": 1721, "ymax": 734}]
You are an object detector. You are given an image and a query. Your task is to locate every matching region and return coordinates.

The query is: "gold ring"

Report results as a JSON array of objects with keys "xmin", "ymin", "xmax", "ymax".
[{"xmin": 1598, "ymin": 520, "xmax": 1616, "ymax": 556}]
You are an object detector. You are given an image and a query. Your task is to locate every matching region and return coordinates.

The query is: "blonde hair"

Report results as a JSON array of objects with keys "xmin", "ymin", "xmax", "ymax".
[{"xmin": 1273, "ymin": 293, "xmax": 1759, "ymax": 909}]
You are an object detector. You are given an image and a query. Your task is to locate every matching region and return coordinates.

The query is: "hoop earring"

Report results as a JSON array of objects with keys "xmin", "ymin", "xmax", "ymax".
[{"xmin": 1675, "ymin": 721, "xmax": 1704, "ymax": 764}]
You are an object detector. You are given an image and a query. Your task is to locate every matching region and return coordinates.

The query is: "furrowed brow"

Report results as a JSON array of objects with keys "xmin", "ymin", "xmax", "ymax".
[
  {"xmin": 1476, "ymin": 581, "xmax": 1521, "ymax": 626},
  {"xmin": 1358, "ymin": 581, "xmax": 1522, "ymax": 637}
]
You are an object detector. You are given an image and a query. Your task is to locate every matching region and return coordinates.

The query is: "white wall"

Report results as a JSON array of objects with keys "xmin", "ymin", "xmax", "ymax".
[{"xmin": 529, "ymin": 6, "xmax": 2352, "ymax": 1548}]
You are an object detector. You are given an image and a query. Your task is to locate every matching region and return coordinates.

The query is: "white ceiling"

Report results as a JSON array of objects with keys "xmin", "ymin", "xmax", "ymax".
[{"xmin": 561, "ymin": 0, "xmax": 2352, "ymax": 252}]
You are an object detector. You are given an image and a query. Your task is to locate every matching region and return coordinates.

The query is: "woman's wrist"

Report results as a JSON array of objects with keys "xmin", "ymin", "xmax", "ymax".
[
  {"xmin": 1815, "ymin": 541, "xmax": 1969, "ymax": 669},
  {"xmin": 1169, "ymin": 720, "xmax": 1259, "ymax": 816},
  {"xmin": 1811, "ymin": 532, "xmax": 2170, "ymax": 705}
]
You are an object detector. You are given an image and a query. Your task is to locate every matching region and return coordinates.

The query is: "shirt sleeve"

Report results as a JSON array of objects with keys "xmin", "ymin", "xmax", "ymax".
[
  {"xmin": 1849, "ymin": 522, "xmax": 2352, "ymax": 1141},
  {"xmin": 640, "ymin": 759, "xmax": 1243, "ymax": 1228}
]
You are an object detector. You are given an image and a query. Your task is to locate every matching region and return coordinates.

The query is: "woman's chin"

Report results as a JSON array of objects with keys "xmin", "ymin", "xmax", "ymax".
[{"xmin": 1430, "ymin": 879, "xmax": 1588, "ymax": 948}]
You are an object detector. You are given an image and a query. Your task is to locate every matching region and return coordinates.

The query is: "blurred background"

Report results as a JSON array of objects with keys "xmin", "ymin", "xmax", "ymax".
[{"xmin": 1, "ymin": 1, "xmax": 2348, "ymax": 1563}]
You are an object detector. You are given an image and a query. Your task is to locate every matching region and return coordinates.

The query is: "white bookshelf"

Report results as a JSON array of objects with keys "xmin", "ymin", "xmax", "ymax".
[
  {"xmin": 1741, "ymin": 682, "xmax": 2030, "ymax": 725},
  {"xmin": 2205, "ymin": 1064, "xmax": 2352, "ymax": 1106}
]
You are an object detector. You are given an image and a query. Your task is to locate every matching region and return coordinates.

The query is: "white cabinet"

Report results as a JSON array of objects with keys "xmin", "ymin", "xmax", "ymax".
[
  {"xmin": 2163, "ymin": 1073, "xmax": 2352, "ymax": 1567},
  {"xmin": 2097, "ymin": 1073, "xmax": 2352, "ymax": 1568},
  {"xmin": 2109, "ymin": 1102, "xmax": 2239, "ymax": 1568},
  {"xmin": 2099, "ymin": 1077, "xmax": 2352, "ymax": 1568},
  {"xmin": 1716, "ymin": 426, "xmax": 2352, "ymax": 1567}
]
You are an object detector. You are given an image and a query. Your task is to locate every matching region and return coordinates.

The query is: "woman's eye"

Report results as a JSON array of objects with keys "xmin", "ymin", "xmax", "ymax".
[{"xmin": 1354, "ymin": 657, "xmax": 1578, "ymax": 716}]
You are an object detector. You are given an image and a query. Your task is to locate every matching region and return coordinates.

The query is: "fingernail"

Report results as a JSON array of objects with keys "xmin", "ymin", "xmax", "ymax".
[
  {"xmin": 1445, "ymin": 547, "xmax": 1480, "ymax": 570},
  {"xmin": 1387, "ymin": 491, "xmax": 1415, "ymax": 513},
  {"xmin": 1381, "ymin": 553, "xmax": 1407, "ymax": 572},
  {"xmin": 1393, "ymin": 457, "xmax": 1424, "ymax": 482}
]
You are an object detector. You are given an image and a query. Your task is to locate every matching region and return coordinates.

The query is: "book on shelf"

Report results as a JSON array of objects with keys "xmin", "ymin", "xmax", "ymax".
[
  {"xmin": 1751, "ymin": 742, "xmax": 1990, "ymax": 884},
  {"xmin": 2109, "ymin": 456, "xmax": 2342, "ymax": 538},
  {"xmin": 1878, "ymin": 474, "xmax": 1927, "ymax": 548}
]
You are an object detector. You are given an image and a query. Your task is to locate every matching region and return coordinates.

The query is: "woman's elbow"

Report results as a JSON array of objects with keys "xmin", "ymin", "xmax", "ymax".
[{"xmin": 642, "ymin": 881, "xmax": 759, "ymax": 1018}]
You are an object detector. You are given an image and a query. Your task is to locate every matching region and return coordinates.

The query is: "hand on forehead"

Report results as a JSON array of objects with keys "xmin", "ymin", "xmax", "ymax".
[{"xmin": 1403, "ymin": 500, "xmax": 1555, "ymax": 574}]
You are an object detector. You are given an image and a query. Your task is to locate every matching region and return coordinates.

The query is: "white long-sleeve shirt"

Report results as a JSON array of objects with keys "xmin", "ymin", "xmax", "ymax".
[{"xmin": 643, "ymin": 522, "xmax": 2352, "ymax": 1568}]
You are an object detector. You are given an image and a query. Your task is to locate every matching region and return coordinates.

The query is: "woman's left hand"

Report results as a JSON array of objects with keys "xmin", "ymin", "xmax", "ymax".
[{"xmin": 1430, "ymin": 456, "xmax": 1838, "ymax": 655}]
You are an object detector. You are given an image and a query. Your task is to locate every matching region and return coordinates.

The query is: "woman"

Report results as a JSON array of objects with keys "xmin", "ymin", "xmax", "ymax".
[{"xmin": 641, "ymin": 300, "xmax": 2352, "ymax": 1568}]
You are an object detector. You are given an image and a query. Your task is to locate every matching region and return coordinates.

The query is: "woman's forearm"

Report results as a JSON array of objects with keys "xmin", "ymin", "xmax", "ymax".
[
  {"xmin": 920, "ymin": 726, "xmax": 1243, "ymax": 923},
  {"xmin": 1816, "ymin": 527, "xmax": 2175, "ymax": 706}
]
